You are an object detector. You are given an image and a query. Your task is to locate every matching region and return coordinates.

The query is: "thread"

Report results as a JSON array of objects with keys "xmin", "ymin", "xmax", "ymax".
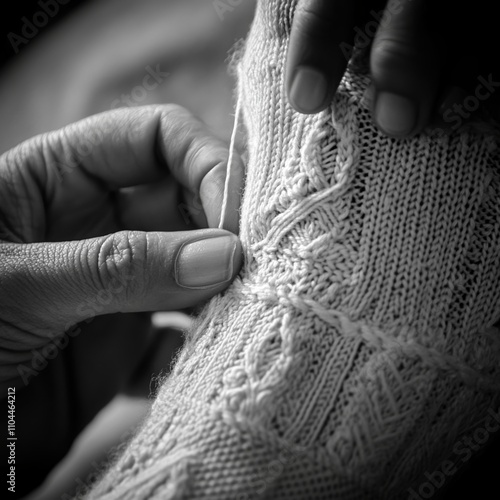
[{"xmin": 219, "ymin": 93, "xmax": 242, "ymax": 230}]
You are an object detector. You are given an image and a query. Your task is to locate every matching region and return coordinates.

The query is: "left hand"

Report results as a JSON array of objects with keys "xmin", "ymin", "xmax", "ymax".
[{"xmin": 0, "ymin": 104, "xmax": 244, "ymax": 494}]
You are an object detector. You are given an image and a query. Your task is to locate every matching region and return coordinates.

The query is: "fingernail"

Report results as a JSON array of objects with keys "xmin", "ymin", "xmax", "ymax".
[
  {"xmin": 290, "ymin": 66, "xmax": 328, "ymax": 113},
  {"xmin": 374, "ymin": 92, "xmax": 417, "ymax": 137},
  {"xmin": 175, "ymin": 235, "xmax": 238, "ymax": 289}
]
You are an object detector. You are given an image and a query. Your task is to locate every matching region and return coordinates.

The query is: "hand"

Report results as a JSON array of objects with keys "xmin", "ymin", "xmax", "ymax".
[
  {"xmin": 0, "ymin": 104, "xmax": 244, "ymax": 384},
  {"xmin": 285, "ymin": 0, "xmax": 499, "ymax": 137},
  {"xmin": 0, "ymin": 105, "xmax": 244, "ymax": 492}
]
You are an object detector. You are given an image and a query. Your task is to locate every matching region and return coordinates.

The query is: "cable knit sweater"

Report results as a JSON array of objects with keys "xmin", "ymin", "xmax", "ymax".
[{"xmin": 87, "ymin": 0, "xmax": 500, "ymax": 498}]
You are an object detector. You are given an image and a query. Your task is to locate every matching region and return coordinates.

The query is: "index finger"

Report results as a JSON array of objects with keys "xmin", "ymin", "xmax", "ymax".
[
  {"xmin": 4, "ymin": 105, "xmax": 243, "ymax": 233},
  {"xmin": 285, "ymin": 0, "xmax": 358, "ymax": 114}
]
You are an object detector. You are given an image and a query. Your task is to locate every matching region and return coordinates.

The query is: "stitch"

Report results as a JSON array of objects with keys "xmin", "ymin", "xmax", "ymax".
[{"xmin": 87, "ymin": 0, "xmax": 500, "ymax": 498}]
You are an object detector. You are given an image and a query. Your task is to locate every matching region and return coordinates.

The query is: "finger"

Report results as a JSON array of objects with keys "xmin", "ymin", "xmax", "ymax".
[
  {"xmin": 0, "ymin": 229, "xmax": 242, "ymax": 338},
  {"xmin": 370, "ymin": 0, "xmax": 442, "ymax": 137},
  {"xmin": 5, "ymin": 105, "xmax": 243, "ymax": 235},
  {"xmin": 117, "ymin": 157, "xmax": 244, "ymax": 235},
  {"xmin": 286, "ymin": 0, "xmax": 359, "ymax": 114},
  {"xmin": 155, "ymin": 106, "xmax": 244, "ymax": 233},
  {"xmin": 116, "ymin": 179, "xmax": 189, "ymax": 232}
]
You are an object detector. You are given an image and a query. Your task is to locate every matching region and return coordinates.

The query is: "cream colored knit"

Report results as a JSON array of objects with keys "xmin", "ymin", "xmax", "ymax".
[{"xmin": 88, "ymin": 1, "xmax": 500, "ymax": 498}]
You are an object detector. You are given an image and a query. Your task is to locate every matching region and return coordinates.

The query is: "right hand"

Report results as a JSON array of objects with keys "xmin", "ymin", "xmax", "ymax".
[{"xmin": 285, "ymin": 0, "xmax": 499, "ymax": 137}]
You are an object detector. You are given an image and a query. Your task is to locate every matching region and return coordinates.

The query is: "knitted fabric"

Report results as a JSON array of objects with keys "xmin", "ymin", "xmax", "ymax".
[{"xmin": 88, "ymin": 1, "xmax": 500, "ymax": 498}]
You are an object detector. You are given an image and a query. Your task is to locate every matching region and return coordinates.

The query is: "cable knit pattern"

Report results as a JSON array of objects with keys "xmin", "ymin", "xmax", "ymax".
[{"xmin": 88, "ymin": 1, "xmax": 500, "ymax": 498}]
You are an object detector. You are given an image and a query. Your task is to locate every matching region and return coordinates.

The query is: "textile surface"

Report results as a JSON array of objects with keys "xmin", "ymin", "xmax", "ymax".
[{"xmin": 88, "ymin": 0, "xmax": 500, "ymax": 498}]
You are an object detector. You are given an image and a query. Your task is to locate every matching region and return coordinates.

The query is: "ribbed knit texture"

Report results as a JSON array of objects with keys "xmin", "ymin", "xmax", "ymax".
[{"xmin": 87, "ymin": 1, "xmax": 500, "ymax": 498}]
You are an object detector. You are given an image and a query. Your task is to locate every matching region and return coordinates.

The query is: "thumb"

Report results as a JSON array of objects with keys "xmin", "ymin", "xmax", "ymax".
[{"xmin": 1, "ymin": 229, "xmax": 242, "ymax": 332}]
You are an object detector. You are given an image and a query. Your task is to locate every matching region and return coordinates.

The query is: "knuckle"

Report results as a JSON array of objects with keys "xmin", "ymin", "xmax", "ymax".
[
  {"xmin": 295, "ymin": 3, "xmax": 323, "ymax": 24},
  {"xmin": 96, "ymin": 231, "xmax": 147, "ymax": 298},
  {"xmin": 159, "ymin": 103, "xmax": 193, "ymax": 130},
  {"xmin": 294, "ymin": 3, "xmax": 335, "ymax": 41},
  {"xmin": 370, "ymin": 36, "xmax": 427, "ymax": 84},
  {"xmin": 371, "ymin": 37, "xmax": 423, "ymax": 72}
]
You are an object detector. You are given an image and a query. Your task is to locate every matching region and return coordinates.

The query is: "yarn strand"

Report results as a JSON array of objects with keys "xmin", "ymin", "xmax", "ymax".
[{"xmin": 219, "ymin": 94, "xmax": 242, "ymax": 229}]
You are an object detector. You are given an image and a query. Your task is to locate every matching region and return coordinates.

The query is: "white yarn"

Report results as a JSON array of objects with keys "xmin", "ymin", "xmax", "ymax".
[{"xmin": 219, "ymin": 93, "xmax": 242, "ymax": 230}]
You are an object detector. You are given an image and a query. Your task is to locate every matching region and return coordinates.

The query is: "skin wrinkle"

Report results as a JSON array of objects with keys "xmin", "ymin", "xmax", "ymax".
[
  {"xmin": 38, "ymin": 131, "xmax": 65, "ymax": 206},
  {"xmin": 1, "ymin": 151, "xmax": 44, "ymax": 243},
  {"xmin": 0, "ymin": 247, "xmax": 56, "ymax": 339},
  {"xmin": 153, "ymin": 108, "xmax": 172, "ymax": 175},
  {"xmin": 122, "ymin": 109, "xmax": 160, "ymax": 183},
  {"xmin": 160, "ymin": 106, "xmax": 196, "ymax": 182},
  {"xmin": 158, "ymin": 106, "xmax": 219, "ymax": 226},
  {"xmin": 152, "ymin": 107, "xmax": 201, "ymax": 229},
  {"xmin": 153, "ymin": 111, "xmax": 207, "ymax": 229},
  {"xmin": 30, "ymin": 243, "xmax": 72, "ymax": 326},
  {"xmin": 184, "ymin": 130, "xmax": 217, "ymax": 193}
]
